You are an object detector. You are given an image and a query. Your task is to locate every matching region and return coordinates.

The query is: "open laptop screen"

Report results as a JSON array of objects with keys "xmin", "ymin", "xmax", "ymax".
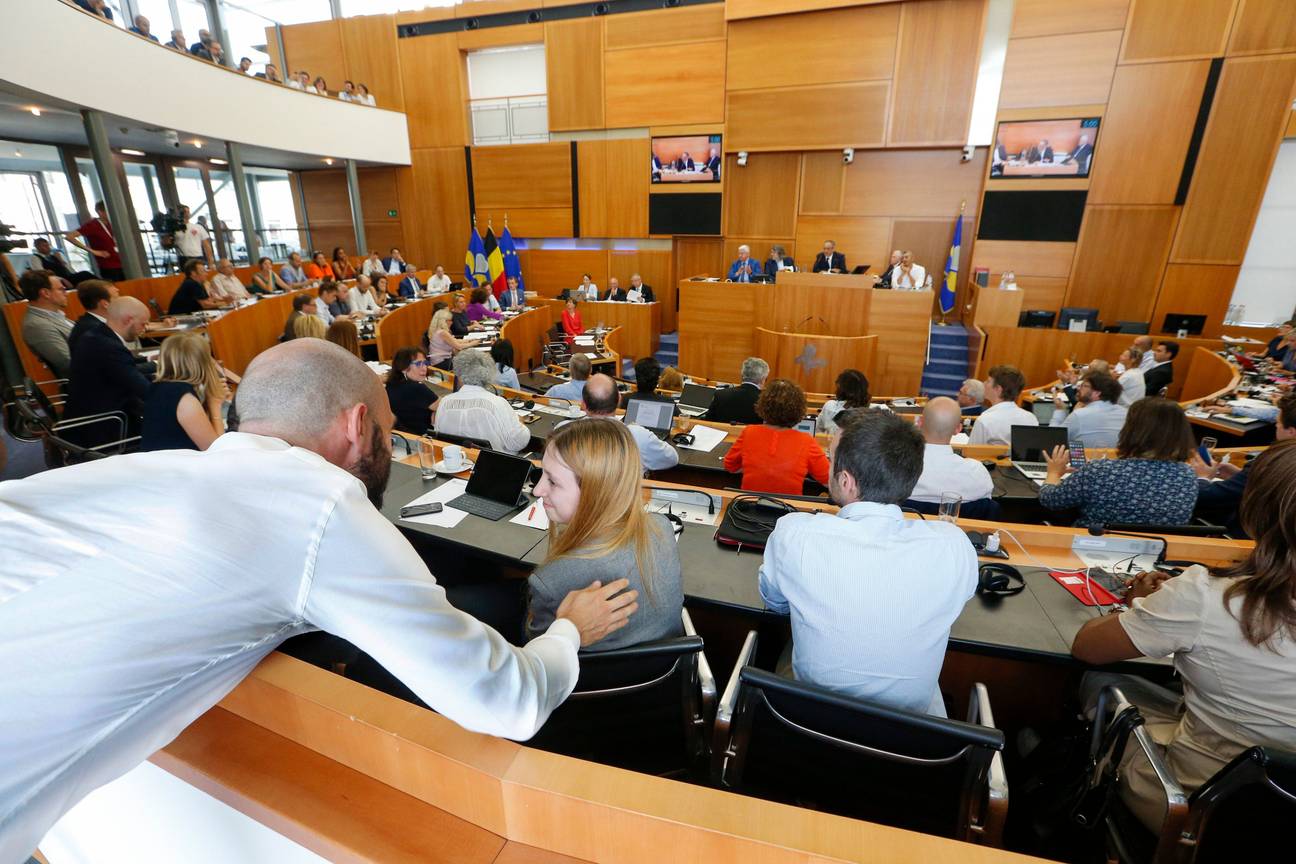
[
  {"xmin": 464, "ymin": 448, "xmax": 533, "ymax": 505},
  {"xmin": 678, "ymin": 383, "xmax": 717, "ymax": 411},
  {"xmin": 1010, "ymin": 425, "xmax": 1069, "ymax": 462},
  {"xmin": 625, "ymin": 398, "xmax": 675, "ymax": 435}
]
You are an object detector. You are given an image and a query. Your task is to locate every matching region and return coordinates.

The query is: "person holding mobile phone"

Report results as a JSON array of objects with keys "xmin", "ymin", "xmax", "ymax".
[{"xmin": 1049, "ymin": 369, "xmax": 1127, "ymax": 449}]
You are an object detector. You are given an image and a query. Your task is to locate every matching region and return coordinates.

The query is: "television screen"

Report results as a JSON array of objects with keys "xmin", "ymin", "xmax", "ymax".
[
  {"xmin": 649, "ymin": 193, "xmax": 721, "ymax": 235},
  {"xmin": 991, "ymin": 118, "xmax": 1099, "ymax": 178},
  {"xmin": 651, "ymin": 135, "xmax": 722, "ymax": 184},
  {"xmin": 977, "ymin": 190, "xmax": 1088, "ymax": 242}
]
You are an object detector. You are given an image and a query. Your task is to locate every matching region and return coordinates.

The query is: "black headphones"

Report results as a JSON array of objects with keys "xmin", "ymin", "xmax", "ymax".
[{"xmin": 977, "ymin": 562, "xmax": 1025, "ymax": 597}]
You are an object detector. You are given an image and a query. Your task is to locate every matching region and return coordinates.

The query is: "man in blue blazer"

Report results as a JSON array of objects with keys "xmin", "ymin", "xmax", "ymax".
[
  {"xmin": 63, "ymin": 297, "xmax": 152, "ymax": 451},
  {"xmin": 728, "ymin": 245, "xmax": 762, "ymax": 283},
  {"xmin": 499, "ymin": 276, "xmax": 525, "ymax": 311},
  {"xmin": 381, "ymin": 247, "xmax": 407, "ymax": 275},
  {"xmin": 398, "ymin": 265, "xmax": 422, "ymax": 298}
]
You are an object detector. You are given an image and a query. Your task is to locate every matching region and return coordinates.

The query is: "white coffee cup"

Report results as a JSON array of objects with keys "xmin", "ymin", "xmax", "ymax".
[{"xmin": 442, "ymin": 444, "xmax": 467, "ymax": 470}]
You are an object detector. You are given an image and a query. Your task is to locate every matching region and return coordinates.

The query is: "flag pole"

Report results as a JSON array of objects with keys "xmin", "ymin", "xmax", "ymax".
[{"xmin": 938, "ymin": 199, "xmax": 966, "ymax": 326}]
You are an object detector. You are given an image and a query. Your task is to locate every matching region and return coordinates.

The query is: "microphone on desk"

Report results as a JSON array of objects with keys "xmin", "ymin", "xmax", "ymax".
[{"xmin": 1087, "ymin": 525, "xmax": 1168, "ymax": 565}]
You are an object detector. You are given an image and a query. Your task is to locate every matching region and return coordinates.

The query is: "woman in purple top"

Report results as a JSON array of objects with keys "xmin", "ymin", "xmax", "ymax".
[{"xmin": 465, "ymin": 287, "xmax": 504, "ymax": 323}]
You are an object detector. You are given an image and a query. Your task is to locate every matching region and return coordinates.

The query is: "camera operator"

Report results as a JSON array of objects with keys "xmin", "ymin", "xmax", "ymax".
[
  {"xmin": 172, "ymin": 205, "xmax": 214, "ymax": 271},
  {"xmin": 64, "ymin": 200, "xmax": 125, "ymax": 281}
]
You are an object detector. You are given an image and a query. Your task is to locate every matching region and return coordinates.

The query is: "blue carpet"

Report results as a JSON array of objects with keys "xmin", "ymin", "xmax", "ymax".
[
  {"xmin": 654, "ymin": 331, "xmax": 679, "ymax": 369},
  {"xmin": 921, "ymin": 323, "xmax": 970, "ymax": 398}
]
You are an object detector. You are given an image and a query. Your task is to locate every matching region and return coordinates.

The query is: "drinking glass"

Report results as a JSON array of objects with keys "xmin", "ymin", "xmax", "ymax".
[
  {"xmin": 938, "ymin": 492, "xmax": 962, "ymax": 524},
  {"xmin": 417, "ymin": 437, "xmax": 438, "ymax": 480}
]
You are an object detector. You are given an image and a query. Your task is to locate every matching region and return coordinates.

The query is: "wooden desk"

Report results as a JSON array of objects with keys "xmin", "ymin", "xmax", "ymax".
[
  {"xmin": 1179, "ymin": 346, "xmax": 1240, "ymax": 405},
  {"xmin": 754, "ymin": 328, "xmax": 877, "ymax": 393},
  {"xmin": 537, "ymin": 298, "xmax": 660, "ymax": 361},
  {"xmin": 207, "ymin": 289, "xmax": 315, "ymax": 376},
  {"xmin": 969, "ymin": 286, "xmax": 1024, "ymax": 330},
  {"xmin": 375, "ymin": 296, "xmax": 438, "ymax": 361},
  {"xmin": 501, "ymin": 303, "xmax": 560, "ymax": 374},
  {"xmin": 678, "ymin": 276, "xmax": 931, "ymax": 395}
]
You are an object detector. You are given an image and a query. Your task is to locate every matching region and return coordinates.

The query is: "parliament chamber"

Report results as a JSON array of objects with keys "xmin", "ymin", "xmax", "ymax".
[{"xmin": 4, "ymin": 1, "xmax": 1296, "ymax": 863}]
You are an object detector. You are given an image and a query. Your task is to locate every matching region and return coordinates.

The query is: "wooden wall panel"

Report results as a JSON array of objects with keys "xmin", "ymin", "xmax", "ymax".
[
  {"xmin": 1120, "ymin": 0, "xmax": 1237, "ymax": 63},
  {"xmin": 396, "ymin": 147, "xmax": 470, "ymax": 275},
  {"xmin": 970, "ymin": 240, "xmax": 1077, "ymax": 278},
  {"xmin": 1087, "ymin": 61, "xmax": 1212, "ymax": 205},
  {"xmin": 472, "ymin": 143, "xmax": 572, "ymax": 209},
  {"xmin": 841, "ymin": 149, "xmax": 986, "ymax": 218},
  {"xmin": 725, "ymin": 5, "xmax": 898, "ymax": 92},
  {"xmin": 338, "ymin": 14, "xmax": 404, "ymax": 112},
  {"xmin": 281, "ymin": 19, "xmax": 346, "ymax": 88},
  {"xmin": 1065, "ymin": 205, "xmax": 1180, "ymax": 322},
  {"xmin": 545, "ymin": 19, "xmax": 605, "ymax": 131},
  {"xmin": 576, "ymin": 140, "xmax": 608, "ymax": 237},
  {"xmin": 1171, "ymin": 55, "xmax": 1296, "ymax": 263},
  {"xmin": 726, "ymin": 82, "xmax": 888, "ymax": 151},
  {"xmin": 799, "ymin": 152, "xmax": 845, "ymax": 214},
  {"xmin": 725, "ymin": 0, "xmax": 897, "ymax": 19},
  {"xmin": 1150, "ymin": 264, "xmax": 1241, "ymax": 338},
  {"xmin": 724, "ymin": 152, "xmax": 800, "ymax": 237},
  {"xmin": 363, "ymin": 222, "xmax": 406, "ymax": 258},
  {"xmin": 999, "ymin": 31, "xmax": 1123, "ymax": 108},
  {"xmin": 794, "ymin": 215, "xmax": 891, "ymax": 274},
  {"xmin": 890, "ymin": 217, "xmax": 973, "ymax": 301},
  {"xmin": 298, "ymin": 170, "xmax": 351, "ymax": 225},
  {"xmin": 1228, "ymin": 0, "xmax": 1296, "ymax": 56},
  {"xmin": 678, "ymin": 283, "xmax": 756, "ymax": 384},
  {"xmin": 888, "ymin": 0, "xmax": 986, "ymax": 146},
  {"xmin": 992, "ymin": 275, "xmax": 1069, "ymax": 314},
  {"xmin": 609, "ymin": 249, "xmax": 674, "ymax": 330},
  {"xmin": 604, "ymin": 138, "xmax": 650, "ymax": 238},
  {"xmin": 399, "ymin": 34, "xmax": 468, "ymax": 148},
  {"xmin": 520, "ymin": 250, "xmax": 609, "ymax": 297},
  {"xmin": 474, "ymin": 208, "xmax": 572, "ymax": 238},
  {"xmin": 1010, "ymin": 0, "xmax": 1131, "ymax": 38},
  {"xmin": 456, "ymin": 23, "xmax": 544, "ymax": 51},
  {"xmin": 673, "ymin": 236, "xmax": 726, "ymax": 281},
  {"xmin": 604, "ymin": 42, "xmax": 726, "ymax": 128},
  {"xmin": 604, "ymin": 5, "xmax": 726, "ymax": 49}
]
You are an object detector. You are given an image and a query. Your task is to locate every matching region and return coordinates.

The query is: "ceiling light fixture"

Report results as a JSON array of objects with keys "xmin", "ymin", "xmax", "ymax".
[
  {"xmin": 324, "ymin": 157, "xmax": 334, "ymax": 165},
  {"xmin": 209, "ymin": 158, "xmax": 227, "ymax": 165},
  {"xmin": 121, "ymin": 148, "xmax": 146, "ymax": 156},
  {"xmin": 14, "ymin": 149, "xmax": 22, "ymax": 158},
  {"xmin": 192, "ymin": 140, "xmax": 203, "ymax": 149},
  {"xmin": 29, "ymin": 107, "xmax": 41, "ymax": 117}
]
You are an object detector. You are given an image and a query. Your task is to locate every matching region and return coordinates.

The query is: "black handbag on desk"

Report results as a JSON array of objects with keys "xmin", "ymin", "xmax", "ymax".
[{"xmin": 714, "ymin": 495, "xmax": 800, "ymax": 552}]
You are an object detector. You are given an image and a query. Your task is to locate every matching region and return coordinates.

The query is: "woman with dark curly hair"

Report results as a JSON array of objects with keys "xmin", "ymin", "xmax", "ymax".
[
  {"xmin": 723, "ymin": 378, "xmax": 829, "ymax": 494},
  {"xmin": 816, "ymin": 368, "xmax": 872, "ymax": 434}
]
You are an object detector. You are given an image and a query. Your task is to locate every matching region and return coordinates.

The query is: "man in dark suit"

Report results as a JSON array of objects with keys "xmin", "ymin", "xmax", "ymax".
[
  {"xmin": 675, "ymin": 153, "xmax": 695, "ymax": 171},
  {"xmin": 1142, "ymin": 340, "xmax": 1178, "ymax": 396},
  {"xmin": 282, "ymin": 292, "xmax": 316, "ymax": 341},
  {"xmin": 1063, "ymin": 134, "xmax": 1093, "ymax": 174},
  {"xmin": 812, "ymin": 240, "xmax": 847, "ymax": 274},
  {"xmin": 499, "ymin": 276, "xmax": 525, "ymax": 310},
  {"xmin": 619, "ymin": 357, "xmax": 677, "ymax": 413},
  {"xmin": 398, "ymin": 265, "xmax": 423, "ymax": 298},
  {"xmin": 628, "ymin": 273, "xmax": 655, "ymax": 303},
  {"xmin": 64, "ymin": 297, "xmax": 152, "ymax": 450},
  {"xmin": 606, "ymin": 277, "xmax": 629, "ymax": 302},
  {"xmin": 764, "ymin": 245, "xmax": 795, "ymax": 277},
  {"xmin": 169, "ymin": 259, "xmax": 218, "ymax": 315},
  {"xmin": 703, "ymin": 357, "xmax": 768, "ymax": 425},
  {"xmin": 69, "ymin": 280, "xmax": 117, "ymax": 356},
  {"xmin": 703, "ymin": 148, "xmax": 720, "ymax": 181},
  {"xmin": 873, "ymin": 249, "xmax": 903, "ymax": 288}
]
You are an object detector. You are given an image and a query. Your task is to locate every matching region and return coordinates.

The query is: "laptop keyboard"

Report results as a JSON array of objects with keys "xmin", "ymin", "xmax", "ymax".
[{"xmin": 447, "ymin": 493, "xmax": 520, "ymax": 521}]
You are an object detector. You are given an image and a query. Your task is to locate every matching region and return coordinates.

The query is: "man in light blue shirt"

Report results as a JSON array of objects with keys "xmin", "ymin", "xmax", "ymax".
[
  {"xmin": 544, "ymin": 353, "xmax": 591, "ymax": 404},
  {"xmin": 280, "ymin": 251, "xmax": 309, "ymax": 287},
  {"xmin": 727, "ymin": 244, "xmax": 761, "ymax": 283},
  {"xmin": 758, "ymin": 410, "xmax": 978, "ymax": 716},
  {"xmin": 1050, "ymin": 369, "xmax": 1128, "ymax": 449}
]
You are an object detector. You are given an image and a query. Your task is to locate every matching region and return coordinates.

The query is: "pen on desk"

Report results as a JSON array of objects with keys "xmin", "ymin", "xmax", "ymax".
[{"xmin": 528, "ymin": 503, "xmax": 537, "ymax": 521}]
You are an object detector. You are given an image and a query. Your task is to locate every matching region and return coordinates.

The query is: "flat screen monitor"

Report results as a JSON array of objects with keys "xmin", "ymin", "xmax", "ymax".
[
  {"xmin": 651, "ymin": 135, "xmax": 721, "ymax": 184},
  {"xmin": 1020, "ymin": 310, "xmax": 1056, "ymax": 329},
  {"xmin": 1162, "ymin": 313, "xmax": 1206, "ymax": 335},
  {"xmin": 978, "ymin": 190, "xmax": 1088, "ymax": 242},
  {"xmin": 991, "ymin": 117, "xmax": 1100, "ymax": 178},
  {"xmin": 649, "ymin": 193, "xmax": 721, "ymax": 235},
  {"xmin": 1058, "ymin": 307, "xmax": 1100, "ymax": 331}
]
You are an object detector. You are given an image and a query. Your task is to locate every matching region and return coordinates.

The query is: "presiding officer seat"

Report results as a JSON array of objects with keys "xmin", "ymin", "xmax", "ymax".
[
  {"xmin": 712, "ymin": 632, "xmax": 1009, "ymax": 846},
  {"xmin": 528, "ymin": 609, "xmax": 715, "ymax": 778}
]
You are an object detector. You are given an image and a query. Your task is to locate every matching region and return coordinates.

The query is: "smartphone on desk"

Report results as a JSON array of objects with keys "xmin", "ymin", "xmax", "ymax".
[
  {"xmin": 400, "ymin": 502, "xmax": 444, "ymax": 518},
  {"xmin": 1069, "ymin": 444, "xmax": 1087, "ymax": 469}
]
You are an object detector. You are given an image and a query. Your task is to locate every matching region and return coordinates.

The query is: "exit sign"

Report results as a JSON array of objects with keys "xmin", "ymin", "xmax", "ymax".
[{"xmin": 387, "ymin": 209, "xmax": 398, "ymax": 217}]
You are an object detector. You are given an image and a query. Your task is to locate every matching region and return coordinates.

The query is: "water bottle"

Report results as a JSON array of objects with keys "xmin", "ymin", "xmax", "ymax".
[
  {"xmin": 1225, "ymin": 304, "xmax": 1236, "ymax": 324},
  {"xmin": 1237, "ymin": 304, "xmax": 1246, "ymax": 324}
]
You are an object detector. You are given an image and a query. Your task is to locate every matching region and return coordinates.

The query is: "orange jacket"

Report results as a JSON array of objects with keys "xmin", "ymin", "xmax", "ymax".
[{"xmin": 723, "ymin": 425, "xmax": 830, "ymax": 495}]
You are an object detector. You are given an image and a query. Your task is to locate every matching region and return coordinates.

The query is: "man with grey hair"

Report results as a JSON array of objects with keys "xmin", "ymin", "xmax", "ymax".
[
  {"xmin": 957, "ymin": 378, "xmax": 985, "ymax": 416},
  {"xmin": 704, "ymin": 356, "xmax": 768, "ymax": 425},
  {"xmin": 434, "ymin": 349, "xmax": 530, "ymax": 453},
  {"xmin": 545, "ymin": 353, "xmax": 592, "ymax": 403},
  {"xmin": 727, "ymin": 244, "xmax": 760, "ymax": 283},
  {"xmin": 908, "ymin": 396, "xmax": 994, "ymax": 505},
  {"xmin": 0, "ymin": 338, "xmax": 640, "ymax": 862}
]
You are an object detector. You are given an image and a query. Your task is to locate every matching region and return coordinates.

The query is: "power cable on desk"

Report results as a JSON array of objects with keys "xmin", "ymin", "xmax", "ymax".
[{"xmin": 994, "ymin": 528, "xmax": 1122, "ymax": 616}]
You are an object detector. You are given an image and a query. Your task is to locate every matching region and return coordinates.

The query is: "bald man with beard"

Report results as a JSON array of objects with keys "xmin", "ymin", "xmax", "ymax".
[{"xmin": 0, "ymin": 339, "xmax": 639, "ymax": 862}]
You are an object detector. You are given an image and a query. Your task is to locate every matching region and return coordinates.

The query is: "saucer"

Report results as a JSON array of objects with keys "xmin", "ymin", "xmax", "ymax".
[{"xmin": 434, "ymin": 459, "xmax": 473, "ymax": 475}]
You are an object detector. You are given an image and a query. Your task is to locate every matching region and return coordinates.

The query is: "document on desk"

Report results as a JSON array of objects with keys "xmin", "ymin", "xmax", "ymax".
[
  {"xmin": 401, "ymin": 480, "xmax": 471, "ymax": 528},
  {"xmin": 465, "ymin": 331, "xmax": 494, "ymax": 342},
  {"xmin": 677, "ymin": 424, "xmax": 727, "ymax": 453},
  {"xmin": 510, "ymin": 500, "xmax": 550, "ymax": 530},
  {"xmin": 573, "ymin": 336, "xmax": 597, "ymax": 346}
]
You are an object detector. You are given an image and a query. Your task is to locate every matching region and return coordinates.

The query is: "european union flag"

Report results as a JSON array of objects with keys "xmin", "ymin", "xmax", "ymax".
[{"xmin": 500, "ymin": 225, "xmax": 524, "ymax": 295}]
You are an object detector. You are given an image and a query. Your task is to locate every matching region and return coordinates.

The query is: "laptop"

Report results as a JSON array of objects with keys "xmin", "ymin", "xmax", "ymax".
[
  {"xmin": 794, "ymin": 417, "xmax": 816, "ymax": 435},
  {"xmin": 1009, "ymin": 425, "xmax": 1069, "ymax": 481},
  {"xmin": 446, "ymin": 448, "xmax": 533, "ymax": 521},
  {"xmin": 676, "ymin": 383, "xmax": 717, "ymax": 417},
  {"xmin": 625, "ymin": 397, "xmax": 676, "ymax": 441},
  {"xmin": 850, "ymin": 264, "xmax": 871, "ymax": 275}
]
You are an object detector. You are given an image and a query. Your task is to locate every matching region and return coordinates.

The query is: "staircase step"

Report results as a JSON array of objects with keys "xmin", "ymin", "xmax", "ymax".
[{"xmin": 929, "ymin": 346, "xmax": 968, "ymax": 362}]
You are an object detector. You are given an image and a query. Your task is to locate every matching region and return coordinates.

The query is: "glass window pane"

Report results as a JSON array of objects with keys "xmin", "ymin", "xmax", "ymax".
[
  {"xmin": 208, "ymin": 169, "xmax": 248, "ymax": 264},
  {"xmin": 222, "ymin": 4, "xmax": 275, "ymax": 75},
  {"xmin": 339, "ymin": 0, "xmax": 456, "ymax": 13},
  {"xmin": 131, "ymin": 0, "xmax": 176, "ymax": 36},
  {"xmin": 175, "ymin": 0, "xmax": 210, "ymax": 47},
  {"xmin": 223, "ymin": 0, "xmax": 332, "ymax": 26},
  {"xmin": 124, "ymin": 162, "xmax": 169, "ymax": 274},
  {"xmin": 245, "ymin": 168, "xmax": 304, "ymax": 261}
]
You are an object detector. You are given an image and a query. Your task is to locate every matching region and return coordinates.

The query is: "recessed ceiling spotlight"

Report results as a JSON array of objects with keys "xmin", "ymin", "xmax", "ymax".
[
  {"xmin": 209, "ymin": 158, "xmax": 227, "ymax": 165},
  {"xmin": 192, "ymin": 140, "xmax": 203, "ymax": 149},
  {"xmin": 324, "ymin": 157, "xmax": 335, "ymax": 165},
  {"xmin": 14, "ymin": 149, "xmax": 22, "ymax": 158},
  {"xmin": 121, "ymin": 148, "xmax": 146, "ymax": 156},
  {"xmin": 29, "ymin": 107, "xmax": 41, "ymax": 117}
]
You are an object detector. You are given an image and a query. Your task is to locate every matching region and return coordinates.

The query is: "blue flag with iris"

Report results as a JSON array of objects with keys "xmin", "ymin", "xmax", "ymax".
[
  {"xmin": 464, "ymin": 226, "xmax": 489, "ymax": 287},
  {"xmin": 940, "ymin": 215, "xmax": 961, "ymax": 315}
]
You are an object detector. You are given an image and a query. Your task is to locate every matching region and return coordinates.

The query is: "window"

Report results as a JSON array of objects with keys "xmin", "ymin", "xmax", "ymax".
[
  {"xmin": 131, "ymin": 0, "xmax": 176, "ymax": 35},
  {"xmin": 1229, "ymin": 140, "xmax": 1296, "ymax": 327},
  {"xmin": 245, "ymin": 167, "xmax": 305, "ymax": 260},
  {"xmin": 0, "ymin": 142, "xmax": 93, "ymax": 273},
  {"xmin": 208, "ymin": 170, "xmax": 249, "ymax": 264},
  {"xmin": 467, "ymin": 45, "xmax": 548, "ymax": 146},
  {"xmin": 221, "ymin": 3, "xmax": 276, "ymax": 74},
  {"xmin": 339, "ymin": 0, "xmax": 455, "ymax": 14},
  {"xmin": 223, "ymin": 0, "xmax": 332, "ymax": 26},
  {"xmin": 175, "ymin": 0, "xmax": 210, "ymax": 46},
  {"xmin": 123, "ymin": 161, "xmax": 168, "ymax": 273}
]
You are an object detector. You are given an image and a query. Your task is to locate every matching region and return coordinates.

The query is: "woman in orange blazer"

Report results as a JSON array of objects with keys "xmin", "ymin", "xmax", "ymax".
[{"xmin": 723, "ymin": 378, "xmax": 830, "ymax": 495}]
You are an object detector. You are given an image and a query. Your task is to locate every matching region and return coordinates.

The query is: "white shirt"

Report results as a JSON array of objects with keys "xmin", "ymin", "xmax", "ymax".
[
  {"xmin": 0, "ymin": 433, "xmax": 579, "ymax": 863},
  {"xmin": 315, "ymin": 296, "xmax": 335, "ymax": 325},
  {"xmin": 209, "ymin": 272, "xmax": 248, "ymax": 302},
  {"xmin": 1118, "ymin": 368, "xmax": 1146, "ymax": 406},
  {"xmin": 758, "ymin": 501, "xmax": 978, "ymax": 714},
  {"xmin": 581, "ymin": 283, "xmax": 599, "ymax": 301},
  {"xmin": 429, "ymin": 274, "xmax": 452, "ymax": 293},
  {"xmin": 909, "ymin": 443, "xmax": 994, "ymax": 503},
  {"xmin": 361, "ymin": 258, "xmax": 386, "ymax": 278},
  {"xmin": 173, "ymin": 222, "xmax": 210, "ymax": 258},
  {"xmin": 1049, "ymin": 398, "xmax": 1127, "ymax": 448},
  {"xmin": 348, "ymin": 285, "xmax": 381, "ymax": 315},
  {"xmin": 433, "ymin": 384, "xmax": 531, "ymax": 453},
  {"xmin": 968, "ymin": 399, "xmax": 1039, "ymax": 445},
  {"xmin": 386, "ymin": 258, "xmax": 404, "ymax": 275},
  {"xmin": 1139, "ymin": 351, "xmax": 1157, "ymax": 372},
  {"xmin": 359, "ymin": 93, "xmax": 376, "ymax": 107},
  {"xmin": 1120, "ymin": 565, "xmax": 1296, "ymax": 758},
  {"xmin": 559, "ymin": 415, "xmax": 679, "ymax": 471},
  {"xmin": 288, "ymin": 79, "xmax": 303, "ymax": 90},
  {"xmin": 893, "ymin": 263, "xmax": 927, "ymax": 290}
]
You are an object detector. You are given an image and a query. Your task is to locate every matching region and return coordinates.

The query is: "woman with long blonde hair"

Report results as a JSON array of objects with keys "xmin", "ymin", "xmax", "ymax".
[
  {"xmin": 293, "ymin": 313, "xmax": 327, "ymax": 340},
  {"xmin": 426, "ymin": 306, "xmax": 470, "ymax": 371},
  {"xmin": 141, "ymin": 333, "xmax": 228, "ymax": 451},
  {"xmin": 527, "ymin": 419, "xmax": 682, "ymax": 650}
]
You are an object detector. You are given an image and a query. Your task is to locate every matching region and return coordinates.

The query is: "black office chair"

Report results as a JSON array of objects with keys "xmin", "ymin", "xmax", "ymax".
[
  {"xmin": 13, "ymin": 396, "xmax": 138, "ymax": 466},
  {"xmin": 904, "ymin": 497, "xmax": 1003, "ymax": 521},
  {"xmin": 1116, "ymin": 321, "xmax": 1150, "ymax": 335},
  {"xmin": 430, "ymin": 430, "xmax": 493, "ymax": 452},
  {"xmin": 528, "ymin": 609, "xmax": 715, "ymax": 777},
  {"xmin": 541, "ymin": 331, "xmax": 571, "ymax": 367},
  {"xmin": 1177, "ymin": 746, "xmax": 1296, "ymax": 863},
  {"xmin": 712, "ymin": 632, "xmax": 1009, "ymax": 845}
]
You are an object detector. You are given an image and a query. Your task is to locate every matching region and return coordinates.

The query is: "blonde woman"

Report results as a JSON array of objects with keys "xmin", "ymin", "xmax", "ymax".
[
  {"xmin": 347, "ymin": 273, "xmax": 387, "ymax": 317},
  {"xmin": 293, "ymin": 314, "xmax": 327, "ymax": 340},
  {"xmin": 426, "ymin": 307, "xmax": 470, "ymax": 371},
  {"xmin": 527, "ymin": 419, "xmax": 681, "ymax": 650},
  {"xmin": 141, "ymin": 333, "xmax": 228, "ymax": 451}
]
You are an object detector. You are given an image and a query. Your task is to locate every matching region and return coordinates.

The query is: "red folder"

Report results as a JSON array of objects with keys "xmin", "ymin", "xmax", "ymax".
[{"xmin": 1050, "ymin": 570, "xmax": 1123, "ymax": 607}]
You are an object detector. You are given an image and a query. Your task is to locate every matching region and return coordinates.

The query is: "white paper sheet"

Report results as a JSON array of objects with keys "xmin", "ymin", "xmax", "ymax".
[
  {"xmin": 465, "ymin": 331, "xmax": 494, "ymax": 341},
  {"xmin": 401, "ymin": 479, "xmax": 471, "ymax": 527},
  {"xmin": 509, "ymin": 499, "xmax": 550, "ymax": 530},
  {"xmin": 677, "ymin": 423, "xmax": 728, "ymax": 453}
]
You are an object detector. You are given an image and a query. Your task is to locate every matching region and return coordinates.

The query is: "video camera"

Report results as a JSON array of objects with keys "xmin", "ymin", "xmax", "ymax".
[
  {"xmin": 150, "ymin": 208, "xmax": 186, "ymax": 238},
  {"xmin": 0, "ymin": 222, "xmax": 29, "ymax": 255}
]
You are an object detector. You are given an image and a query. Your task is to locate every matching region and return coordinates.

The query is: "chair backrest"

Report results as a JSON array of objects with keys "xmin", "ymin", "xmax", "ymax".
[
  {"xmin": 527, "ymin": 633, "xmax": 708, "ymax": 775},
  {"xmin": 2, "ymin": 301, "xmax": 60, "ymax": 393},
  {"xmin": 904, "ymin": 497, "xmax": 1002, "ymax": 521},
  {"xmin": 1181, "ymin": 746, "xmax": 1296, "ymax": 864},
  {"xmin": 722, "ymin": 667, "xmax": 1004, "ymax": 840}
]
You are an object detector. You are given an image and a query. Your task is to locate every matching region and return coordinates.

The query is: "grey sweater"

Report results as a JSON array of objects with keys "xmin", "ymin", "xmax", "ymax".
[{"xmin": 527, "ymin": 514, "xmax": 684, "ymax": 651}]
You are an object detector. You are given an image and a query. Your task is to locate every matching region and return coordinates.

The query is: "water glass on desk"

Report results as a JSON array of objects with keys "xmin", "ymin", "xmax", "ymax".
[
  {"xmin": 938, "ymin": 492, "xmax": 962, "ymax": 523},
  {"xmin": 417, "ymin": 437, "xmax": 438, "ymax": 480}
]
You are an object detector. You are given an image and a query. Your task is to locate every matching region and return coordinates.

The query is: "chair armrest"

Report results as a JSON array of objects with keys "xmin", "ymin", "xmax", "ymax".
[
  {"xmin": 52, "ymin": 413, "xmax": 127, "ymax": 438},
  {"xmin": 88, "ymin": 435, "xmax": 140, "ymax": 453},
  {"xmin": 681, "ymin": 608, "xmax": 716, "ymax": 719},
  {"xmin": 710, "ymin": 629, "xmax": 757, "ymax": 785},
  {"xmin": 967, "ymin": 683, "xmax": 1009, "ymax": 847}
]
